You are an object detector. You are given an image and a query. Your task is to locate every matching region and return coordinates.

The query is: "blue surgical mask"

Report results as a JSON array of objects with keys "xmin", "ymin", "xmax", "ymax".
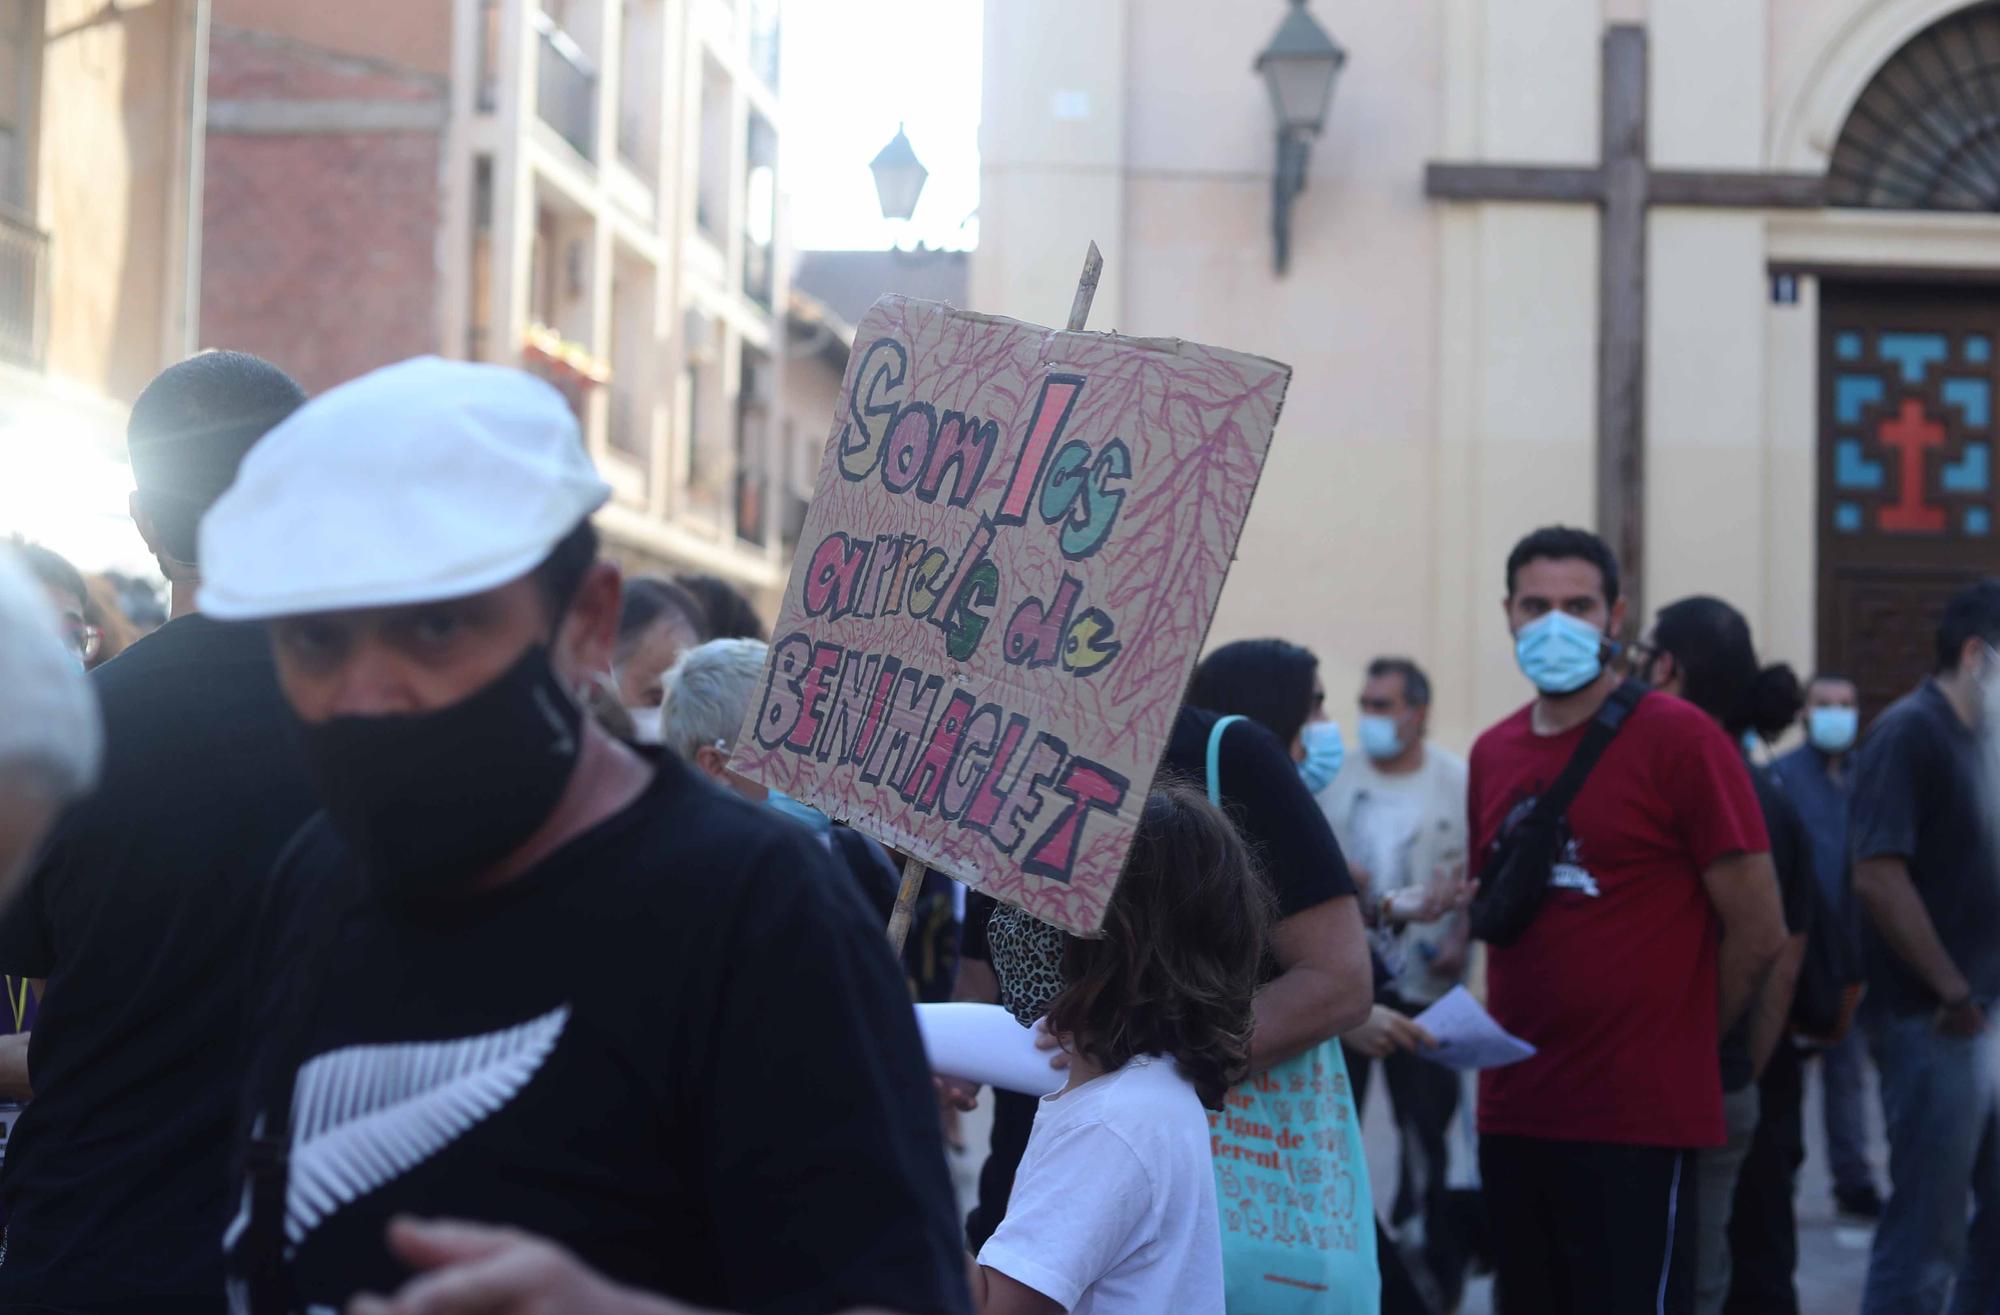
[
  {"xmin": 1514, "ymin": 611, "xmax": 1610, "ymax": 696},
  {"xmin": 766, "ymin": 789, "xmax": 832, "ymax": 832},
  {"xmin": 1297, "ymin": 720, "xmax": 1344, "ymax": 794},
  {"xmin": 1358, "ymin": 714, "xmax": 1405, "ymax": 761},
  {"xmin": 1808, "ymin": 706, "xmax": 1858, "ymax": 755}
]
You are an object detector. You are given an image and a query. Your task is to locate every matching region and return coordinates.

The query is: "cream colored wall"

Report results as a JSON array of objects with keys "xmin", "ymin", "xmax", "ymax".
[
  {"xmin": 970, "ymin": 0, "xmax": 1126, "ymax": 326},
  {"xmin": 971, "ymin": 0, "xmax": 1974, "ymax": 750},
  {"xmin": 39, "ymin": 0, "xmax": 192, "ymax": 405},
  {"xmin": 1642, "ymin": 0, "xmax": 1808, "ymax": 671}
]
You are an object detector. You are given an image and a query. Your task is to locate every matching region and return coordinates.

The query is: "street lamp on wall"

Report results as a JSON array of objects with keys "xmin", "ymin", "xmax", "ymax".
[
  {"xmin": 1254, "ymin": 0, "xmax": 1347, "ymax": 274},
  {"xmin": 870, "ymin": 123, "xmax": 929, "ymax": 223}
]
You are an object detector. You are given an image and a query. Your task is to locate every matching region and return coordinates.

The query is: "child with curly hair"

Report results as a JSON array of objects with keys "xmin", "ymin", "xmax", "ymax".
[{"xmin": 970, "ymin": 782, "xmax": 1275, "ymax": 1315}]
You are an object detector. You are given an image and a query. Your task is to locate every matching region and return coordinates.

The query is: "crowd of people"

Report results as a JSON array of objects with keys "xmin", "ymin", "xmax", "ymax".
[{"xmin": 0, "ymin": 348, "xmax": 1993, "ymax": 1315}]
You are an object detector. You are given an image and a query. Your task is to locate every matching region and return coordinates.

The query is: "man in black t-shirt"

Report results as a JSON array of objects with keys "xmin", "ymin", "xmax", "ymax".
[
  {"xmin": 1850, "ymin": 581, "xmax": 2000, "ymax": 1315},
  {"xmin": 202, "ymin": 358, "xmax": 967, "ymax": 1315},
  {"xmin": 0, "ymin": 353, "xmax": 309, "ymax": 1315}
]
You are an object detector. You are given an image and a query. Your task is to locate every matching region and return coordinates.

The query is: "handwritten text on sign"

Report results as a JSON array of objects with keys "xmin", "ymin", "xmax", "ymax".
[{"xmin": 733, "ymin": 297, "xmax": 1288, "ymax": 933}]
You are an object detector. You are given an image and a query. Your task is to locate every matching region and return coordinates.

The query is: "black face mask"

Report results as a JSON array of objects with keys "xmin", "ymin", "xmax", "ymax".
[{"xmin": 298, "ymin": 645, "xmax": 585, "ymax": 900}]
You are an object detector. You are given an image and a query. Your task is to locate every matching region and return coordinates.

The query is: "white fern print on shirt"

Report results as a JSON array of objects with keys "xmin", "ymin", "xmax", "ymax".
[{"xmin": 281, "ymin": 1004, "xmax": 570, "ymax": 1245}]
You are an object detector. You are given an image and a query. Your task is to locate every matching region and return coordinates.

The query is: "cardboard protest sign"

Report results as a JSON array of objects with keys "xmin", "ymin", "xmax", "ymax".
[{"xmin": 732, "ymin": 295, "xmax": 1288, "ymax": 934}]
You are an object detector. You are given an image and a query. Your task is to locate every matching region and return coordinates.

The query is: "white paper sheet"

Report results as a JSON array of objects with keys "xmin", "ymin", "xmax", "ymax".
[
  {"xmin": 914, "ymin": 1003, "xmax": 1067, "ymax": 1096},
  {"xmin": 1412, "ymin": 986, "xmax": 1538, "ymax": 1071}
]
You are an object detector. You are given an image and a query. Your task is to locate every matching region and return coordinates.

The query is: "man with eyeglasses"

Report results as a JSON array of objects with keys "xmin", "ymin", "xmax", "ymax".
[
  {"xmin": 12, "ymin": 542, "xmax": 100, "ymax": 667},
  {"xmin": 0, "ymin": 352, "xmax": 316, "ymax": 1314}
]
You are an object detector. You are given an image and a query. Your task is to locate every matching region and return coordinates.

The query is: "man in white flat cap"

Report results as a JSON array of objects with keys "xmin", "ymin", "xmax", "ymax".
[{"xmin": 208, "ymin": 358, "xmax": 968, "ymax": 1315}]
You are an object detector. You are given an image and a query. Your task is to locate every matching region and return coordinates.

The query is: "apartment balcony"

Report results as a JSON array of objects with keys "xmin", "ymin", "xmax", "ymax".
[
  {"xmin": 534, "ymin": 11, "xmax": 598, "ymax": 161},
  {"xmin": 0, "ymin": 208, "xmax": 48, "ymax": 370}
]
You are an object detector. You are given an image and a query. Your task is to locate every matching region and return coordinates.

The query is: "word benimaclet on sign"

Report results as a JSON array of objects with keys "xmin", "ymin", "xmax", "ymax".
[{"xmin": 733, "ymin": 296, "xmax": 1288, "ymax": 934}]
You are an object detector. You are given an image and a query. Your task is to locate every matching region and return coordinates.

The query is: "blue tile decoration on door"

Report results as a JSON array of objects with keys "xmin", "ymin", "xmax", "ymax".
[
  {"xmin": 1943, "ymin": 377, "xmax": 1991, "ymax": 428},
  {"xmin": 1835, "ymin": 438, "xmax": 1886, "ymax": 490},
  {"xmin": 1836, "ymin": 375, "xmax": 1885, "ymax": 425},
  {"xmin": 1879, "ymin": 332, "xmax": 1949, "ymax": 383}
]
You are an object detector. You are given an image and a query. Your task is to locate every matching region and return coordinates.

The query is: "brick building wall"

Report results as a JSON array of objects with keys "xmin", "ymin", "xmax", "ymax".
[{"xmin": 199, "ymin": 22, "xmax": 450, "ymax": 394}]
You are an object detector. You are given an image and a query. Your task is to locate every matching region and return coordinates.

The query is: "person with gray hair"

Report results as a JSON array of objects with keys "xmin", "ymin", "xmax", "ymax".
[
  {"xmin": 656, "ymin": 638, "xmax": 774, "ymax": 798},
  {"xmin": 659, "ymin": 638, "xmax": 900, "ymax": 923}
]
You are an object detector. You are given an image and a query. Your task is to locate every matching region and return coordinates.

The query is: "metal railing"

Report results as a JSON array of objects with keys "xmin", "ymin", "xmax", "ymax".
[
  {"xmin": 0, "ymin": 208, "xmax": 48, "ymax": 369},
  {"xmin": 533, "ymin": 11, "xmax": 597, "ymax": 161}
]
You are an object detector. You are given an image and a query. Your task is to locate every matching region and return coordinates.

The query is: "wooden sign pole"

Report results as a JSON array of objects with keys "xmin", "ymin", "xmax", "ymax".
[{"xmin": 884, "ymin": 240, "xmax": 1105, "ymax": 954}]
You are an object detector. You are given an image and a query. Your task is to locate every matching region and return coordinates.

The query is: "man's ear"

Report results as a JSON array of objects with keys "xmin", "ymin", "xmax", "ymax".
[
  {"xmin": 692, "ymin": 743, "xmax": 729, "ymax": 782},
  {"xmin": 1608, "ymin": 595, "xmax": 1629, "ymax": 641},
  {"xmin": 558, "ymin": 560, "xmax": 622, "ymax": 681},
  {"xmin": 129, "ymin": 493, "xmax": 163, "ymax": 560}
]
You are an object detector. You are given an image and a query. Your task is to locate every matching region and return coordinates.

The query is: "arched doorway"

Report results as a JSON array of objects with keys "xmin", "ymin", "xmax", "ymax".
[{"xmin": 1817, "ymin": 3, "xmax": 2000, "ymax": 717}]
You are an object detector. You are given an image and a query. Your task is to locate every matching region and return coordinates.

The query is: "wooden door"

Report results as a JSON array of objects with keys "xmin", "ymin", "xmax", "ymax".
[{"xmin": 1819, "ymin": 284, "xmax": 2000, "ymax": 722}]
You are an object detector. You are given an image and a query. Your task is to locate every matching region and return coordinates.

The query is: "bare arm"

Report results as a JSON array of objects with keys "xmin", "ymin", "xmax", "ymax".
[
  {"xmin": 0, "ymin": 1031, "xmax": 28, "ymax": 1102},
  {"xmin": 1746, "ymin": 932, "xmax": 1805, "ymax": 1079},
  {"xmin": 965, "ymin": 1260, "xmax": 1063, "ymax": 1315},
  {"xmin": 1702, "ymin": 851, "xmax": 1785, "ymax": 1033},
  {"xmin": 1855, "ymin": 856, "xmax": 1969, "ymax": 1004},
  {"xmin": 1250, "ymin": 894, "xmax": 1371, "ymax": 1073}
]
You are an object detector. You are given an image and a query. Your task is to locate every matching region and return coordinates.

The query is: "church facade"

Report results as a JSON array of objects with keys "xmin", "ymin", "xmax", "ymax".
[{"xmin": 973, "ymin": 0, "xmax": 2000, "ymax": 747}]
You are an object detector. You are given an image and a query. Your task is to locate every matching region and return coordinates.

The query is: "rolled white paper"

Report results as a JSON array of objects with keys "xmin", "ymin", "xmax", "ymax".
[{"xmin": 915, "ymin": 1002, "xmax": 1068, "ymax": 1097}]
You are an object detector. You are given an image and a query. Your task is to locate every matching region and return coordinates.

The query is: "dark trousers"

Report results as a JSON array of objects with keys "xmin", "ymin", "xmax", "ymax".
[
  {"xmin": 1724, "ymin": 1041, "xmax": 1804, "ymax": 1315},
  {"xmin": 963, "ymin": 1087, "xmax": 1037, "ymax": 1251},
  {"xmin": 1481, "ymin": 1133, "xmax": 1697, "ymax": 1315},
  {"xmin": 1344, "ymin": 1021, "xmax": 1462, "ymax": 1227}
]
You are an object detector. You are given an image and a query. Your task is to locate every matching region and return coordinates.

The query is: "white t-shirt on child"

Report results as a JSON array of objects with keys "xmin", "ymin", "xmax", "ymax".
[{"xmin": 978, "ymin": 1054, "xmax": 1224, "ymax": 1315}]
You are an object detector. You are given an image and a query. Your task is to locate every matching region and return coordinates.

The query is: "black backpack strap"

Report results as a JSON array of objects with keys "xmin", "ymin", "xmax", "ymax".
[{"xmin": 1519, "ymin": 678, "xmax": 1648, "ymax": 830}]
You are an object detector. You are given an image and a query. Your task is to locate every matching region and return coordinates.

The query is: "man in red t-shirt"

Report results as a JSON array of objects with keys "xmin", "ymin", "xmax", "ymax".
[{"xmin": 1469, "ymin": 527, "xmax": 1784, "ymax": 1315}]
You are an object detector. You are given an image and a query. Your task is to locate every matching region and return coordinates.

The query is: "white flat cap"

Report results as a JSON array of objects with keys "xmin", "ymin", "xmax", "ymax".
[
  {"xmin": 198, "ymin": 357, "xmax": 610, "ymax": 619},
  {"xmin": 0, "ymin": 550, "xmax": 100, "ymax": 799}
]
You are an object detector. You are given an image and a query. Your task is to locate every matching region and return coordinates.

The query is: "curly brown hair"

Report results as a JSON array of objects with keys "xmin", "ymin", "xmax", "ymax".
[{"xmin": 1045, "ymin": 782, "xmax": 1275, "ymax": 1110}]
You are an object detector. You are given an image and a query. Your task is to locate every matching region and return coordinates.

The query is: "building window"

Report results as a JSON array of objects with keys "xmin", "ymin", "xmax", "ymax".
[
  {"xmin": 748, "ymin": 0, "xmax": 780, "ymax": 93},
  {"xmin": 534, "ymin": 7, "xmax": 598, "ymax": 161},
  {"xmin": 742, "ymin": 113, "xmax": 776, "ymax": 308},
  {"xmin": 680, "ymin": 311, "xmax": 725, "ymax": 530},
  {"xmin": 616, "ymin": 0, "xmax": 660, "ymax": 180},
  {"xmin": 608, "ymin": 251, "xmax": 656, "ymax": 474},
  {"xmin": 735, "ymin": 344, "xmax": 771, "ymax": 546},
  {"xmin": 0, "ymin": 3, "xmax": 43, "ymax": 369},
  {"xmin": 696, "ymin": 59, "xmax": 729, "ymax": 241},
  {"xmin": 466, "ymin": 156, "xmax": 493, "ymax": 360},
  {"xmin": 476, "ymin": 0, "xmax": 502, "ymax": 112}
]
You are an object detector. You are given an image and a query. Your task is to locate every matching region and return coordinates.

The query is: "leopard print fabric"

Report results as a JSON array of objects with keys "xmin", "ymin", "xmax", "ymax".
[{"xmin": 986, "ymin": 901, "xmax": 1068, "ymax": 1026}]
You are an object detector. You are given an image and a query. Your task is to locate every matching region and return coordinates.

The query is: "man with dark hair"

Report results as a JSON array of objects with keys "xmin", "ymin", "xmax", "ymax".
[
  {"xmin": 126, "ymin": 349, "xmax": 309, "ymax": 578},
  {"xmin": 1773, "ymin": 672, "xmax": 1883, "ymax": 1220},
  {"xmin": 204, "ymin": 358, "xmax": 966, "ymax": 1315},
  {"xmin": 1321, "ymin": 654, "xmax": 1468, "ymax": 1297},
  {"xmin": 677, "ymin": 571, "xmax": 767, "ymax": 642},
  {"xmin": 0, "ymin": 353, "xmax": 313, "ymax": 1314},
  {"xmin": 1469, "ymin": 526, "xmax": 1783, "ymax": 1315},
  {"xmin": 1852, "ymin": 580, "xmax": 2000, "ymax": 1315},
  {"xmin": 12, "ymin": 541, "xmax": 96, "ymax": 666}
]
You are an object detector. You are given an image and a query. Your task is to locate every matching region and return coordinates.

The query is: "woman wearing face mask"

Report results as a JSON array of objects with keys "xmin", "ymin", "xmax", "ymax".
[
  {"xmin": 611, "ymin": 576, "xmax": 710, "ymax": 742},
  {"xmin": 1185, "ymin": 642, "xmax": 1438, "ymax": 1067}
]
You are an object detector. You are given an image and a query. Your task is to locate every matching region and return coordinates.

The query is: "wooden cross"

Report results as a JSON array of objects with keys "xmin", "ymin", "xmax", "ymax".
[{"xmin": 1425, "ymin": 25, "xmax": 1823, "ymax": 622}]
